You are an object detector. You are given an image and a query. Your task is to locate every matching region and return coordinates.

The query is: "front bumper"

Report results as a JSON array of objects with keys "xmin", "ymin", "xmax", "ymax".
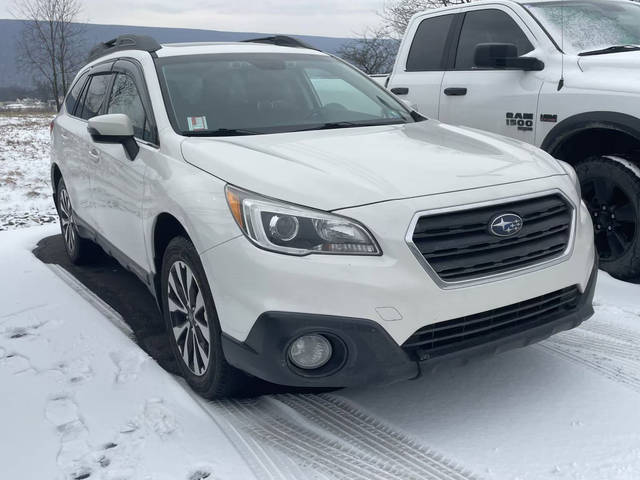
[{"xmin": 221, "ymin": 257, "xmax": 597, "ymax": 388}]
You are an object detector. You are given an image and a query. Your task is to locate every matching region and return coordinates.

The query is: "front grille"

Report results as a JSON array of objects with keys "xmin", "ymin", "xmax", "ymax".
[
  {"xmin": 403, "ymin": 285, "xmax": 581, "ymax": 361},
  {"xmin": 411, "ymin": 194, "xmax": 572, "ymax": 282}
]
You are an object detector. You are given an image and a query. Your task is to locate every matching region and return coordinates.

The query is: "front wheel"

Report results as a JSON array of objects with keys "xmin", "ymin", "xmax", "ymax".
[
  {"xmin": 161, "ymin": 236, "xmax": 247, "ymax": 398},
  {"xmin": 576, "ymin": 155, "xmax": 640, "ymax": 279}
]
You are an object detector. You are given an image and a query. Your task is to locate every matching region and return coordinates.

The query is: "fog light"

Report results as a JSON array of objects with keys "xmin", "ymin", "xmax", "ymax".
[{"xmin": 288, "ymin": 334, "xmax": 332, "ymax": 369}]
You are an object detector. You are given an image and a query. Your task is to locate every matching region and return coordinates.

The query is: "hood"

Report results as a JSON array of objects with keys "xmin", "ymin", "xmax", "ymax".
[
  {"xmin": 577, "ymin": 51, "xmax": 640, "ymax": 91},
  {"xmin": 181, "ymin": 121, "xmax": 564, "ymax": 211}
]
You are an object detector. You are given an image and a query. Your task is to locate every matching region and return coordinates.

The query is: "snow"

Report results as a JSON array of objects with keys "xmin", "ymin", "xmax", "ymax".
[
  {"xmin": 0, "ymin": 113, "xmax": 58, "ymax": 230},
  {"xmin": 2, "ymin": 225, "xmax": 640, "ymax": 480},
  {"xmin": 0, "ymin": 226, "xmax": 256, "ymax": 480},
  {"xmin": 2, "ymin": 113, "xmax": 640, "ymax": 479}
]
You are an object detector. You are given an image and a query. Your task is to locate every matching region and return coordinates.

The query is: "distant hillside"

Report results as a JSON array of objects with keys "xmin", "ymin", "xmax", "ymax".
[{"xmin": 0, "ymin": 19, "xmax": 354, "ymax": 97}]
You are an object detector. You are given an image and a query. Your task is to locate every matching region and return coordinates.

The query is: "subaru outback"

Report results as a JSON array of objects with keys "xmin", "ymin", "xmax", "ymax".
[{"xmin": 50, "ymin": 35, "xmax": 597, "ymax": 398}]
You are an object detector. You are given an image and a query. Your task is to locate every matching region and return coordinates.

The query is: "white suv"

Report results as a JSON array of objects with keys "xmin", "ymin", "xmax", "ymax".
[{"xmin": 51, "ymin": 35, "xmax": 597, "ymax": 398}]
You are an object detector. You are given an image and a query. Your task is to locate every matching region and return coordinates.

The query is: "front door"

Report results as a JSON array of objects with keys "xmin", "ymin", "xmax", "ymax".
[
  {"xmin": 439, "ymin": 7, "xmax": 544, "ymax": 144},
  {"xmin": 89, "ymin": 61, "xmax": 157, "ymax": 271}
]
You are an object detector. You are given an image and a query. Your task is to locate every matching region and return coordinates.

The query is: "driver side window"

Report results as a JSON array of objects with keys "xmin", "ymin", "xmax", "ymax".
[
  {"xmin": 107, "ymin": 73, "xmax": 152, "ymax": 141},
  {"xmin": 455, "ymin": 9, "xmax": 534, "ymax": 70}
]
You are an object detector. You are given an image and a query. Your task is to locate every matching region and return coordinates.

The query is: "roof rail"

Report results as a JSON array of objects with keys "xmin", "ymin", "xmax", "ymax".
[
  {"xmin": 243, "ymin": 35, "xmax": 317, "ymax": 51},
  {"xmin": 87, "ymin": 34, "xmax": 162, "ymax": 63}
]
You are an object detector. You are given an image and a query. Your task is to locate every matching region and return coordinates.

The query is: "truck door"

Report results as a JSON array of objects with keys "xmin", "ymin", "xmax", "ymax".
[
  {"xmin": 439, "ymin": 7, "xmax": 544, "ymax": 143},
  {"xmin": 387, "ymin": 11, "xmax": 459, "ymax": 118}
]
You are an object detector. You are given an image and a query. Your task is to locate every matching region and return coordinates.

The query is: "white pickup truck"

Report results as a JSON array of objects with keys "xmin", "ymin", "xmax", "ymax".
[{"xmin": 383, "ymin": 0, "xmax": 640, "ymax": 279}]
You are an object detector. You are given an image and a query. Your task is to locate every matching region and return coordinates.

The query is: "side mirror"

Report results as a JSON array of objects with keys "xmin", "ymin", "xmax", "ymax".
[
  {"xmin": 87, "ymin": 114, "xmax": 139, "ymax": 160},
  {"xmin": 474, "ymin": 43, "xmax": 544, "ymax": 71}
]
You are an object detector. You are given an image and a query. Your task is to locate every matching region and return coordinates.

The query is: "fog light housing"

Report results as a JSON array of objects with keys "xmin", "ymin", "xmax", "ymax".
[{"xmin": 288, "ymin": 334, "xmax": 332, "ymax": 369}]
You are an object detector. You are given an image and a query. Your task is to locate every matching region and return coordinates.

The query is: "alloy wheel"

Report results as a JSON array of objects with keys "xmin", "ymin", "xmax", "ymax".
[
  {"xmin": 582, "ymin": 176, "xmax": 637, "ymax": 261},
  {"xmin": 59, "ymin": 187, "xmax": 77, "ymax": 254},
  {"xmin": 167, "ymin": 260, "xmax": 211, "ymax": 376}
]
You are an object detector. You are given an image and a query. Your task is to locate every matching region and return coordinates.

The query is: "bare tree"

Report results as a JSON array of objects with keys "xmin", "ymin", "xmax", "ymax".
[
  {"xmin": 11, "ymin": 0, "xmax": 84, "ymax": 110},
  {"xmin": 338, "ymin": 27, "xmax": 399, "ymax": 74},
  {"xmin": 380, "ymin": 0, "xmax": 473, "ymax": 37}
]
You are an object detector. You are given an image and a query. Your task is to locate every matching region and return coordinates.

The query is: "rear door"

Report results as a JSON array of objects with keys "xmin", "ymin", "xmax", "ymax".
[
  {"xmin": 439, "ymin": 6, "xmax": 543, "ymax": 143},
  {"xmin": 57, "ymin": 65, "xmax": 114, "ymax": 229},
  {"xmin": 387, "ymin": 11, "xmax": 460, "ymax": 118},
  {"xmin": 54, "ymin": 71, "xmax": 89, "ymax": 215}
]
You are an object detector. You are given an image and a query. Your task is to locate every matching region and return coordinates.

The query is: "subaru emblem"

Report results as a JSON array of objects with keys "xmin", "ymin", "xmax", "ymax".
[{"xmin": 489, "ymin": 213, "xmax": 523, "ymax": 237}]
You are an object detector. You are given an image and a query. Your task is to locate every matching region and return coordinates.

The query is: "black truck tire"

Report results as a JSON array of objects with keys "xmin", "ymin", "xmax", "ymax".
[{"xmin": 576, "ymin": 155, "xmax": 640, "ymax": 280}]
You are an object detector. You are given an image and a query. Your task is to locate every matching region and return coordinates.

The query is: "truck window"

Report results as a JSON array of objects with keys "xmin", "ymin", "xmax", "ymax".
[
  {"xmin": 455, "ymin": 9, "xmax": 534, "ymax": 70},
  {"xmin": 406, "ymin": 14, "xmax": 455, "ymax": 72}
]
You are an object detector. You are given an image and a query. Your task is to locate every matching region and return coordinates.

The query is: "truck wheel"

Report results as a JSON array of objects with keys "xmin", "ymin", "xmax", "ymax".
[
  {"xmin": 56, "ymin": 178, "xmax": 99, "ymax": 265},
  {"xmin": 161, "ymin": 236, "xmax": 247, "ymax": 398},
  {"xmin": 576, "ymin": 155, "xmax": 640, "ymax": 279}
]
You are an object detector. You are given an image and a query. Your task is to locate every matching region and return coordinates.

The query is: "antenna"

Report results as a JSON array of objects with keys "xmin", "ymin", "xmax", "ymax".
[{"xmin": 558, "ymin": 0, "xmax": 565, "ymax": 90}]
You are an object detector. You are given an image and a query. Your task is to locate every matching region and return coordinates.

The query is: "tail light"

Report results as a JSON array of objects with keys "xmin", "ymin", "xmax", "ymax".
[{"xmin": 49, "ymin": 119, "xmax": 55, "ymax": 135}]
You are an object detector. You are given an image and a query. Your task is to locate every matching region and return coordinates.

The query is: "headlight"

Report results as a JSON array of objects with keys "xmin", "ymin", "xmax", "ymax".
[
  {"xmin": 225, "ymin": 185, "xmax": 381, "ymax": 256},
  {"xmin": 558, "ymin": 160, "xmax": 581, "ymax": 198}
]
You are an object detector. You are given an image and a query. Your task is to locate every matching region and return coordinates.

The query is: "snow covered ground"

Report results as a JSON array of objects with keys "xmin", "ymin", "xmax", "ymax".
[
  {"xmin": 2, "ymin": 225, "xmax": 640, "ymax": 480},
  {"xmin": 2, "ymin": 113, "xmax": 640, "ymax": 479},
  {"xmin": 0, "ymin": 112, "xmax": 58, "ymax": 230}
]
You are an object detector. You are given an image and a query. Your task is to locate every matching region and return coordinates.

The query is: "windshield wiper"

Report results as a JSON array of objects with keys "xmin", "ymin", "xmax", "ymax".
[
  {"xmin": 184, "ymin": 128, "xmax": 260, "ymax": 137},
  {"xmin": 579, "ymin": 45, "xmax": 640, "ymax": 56},
  {"xmin": 296, "ymin": 119, "xmax": 406, "ymax": 132}
]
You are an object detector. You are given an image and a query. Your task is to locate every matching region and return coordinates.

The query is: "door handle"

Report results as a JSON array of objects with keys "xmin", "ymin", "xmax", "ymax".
[
  {"xmin": 60, "ymin": 132, "xmax": 69, "ymax": 139},
  {"xmin": 88, "ymin": 148, "xmax": 100, "ymax": 163},
  {"xmin": 391, "ymin": 87, "xmax": 409, "ymax": 95},
  {"xmin": 444, "ymin": 87, "xmax": 467, "ymax": 96}
]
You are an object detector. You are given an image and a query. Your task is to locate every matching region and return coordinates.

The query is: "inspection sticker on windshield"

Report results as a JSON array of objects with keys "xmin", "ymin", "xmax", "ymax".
[{"xmin": 187, "ymin": 116, "xmax": 208, "ymax": 131}]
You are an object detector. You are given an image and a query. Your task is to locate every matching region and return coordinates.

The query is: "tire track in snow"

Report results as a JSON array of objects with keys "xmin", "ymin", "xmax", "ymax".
[
  {"xmin": 541, "ymin": 327, "xmax": 640, "ymax": 394},
  {"xmin": 277, "ymin": 394, "xmax": 478, "ymax": 480},
  {"xmin": 549, "ymin": 333, "xmax": 640, "ymax": 363},
  {"xmin": 190, "ymin": 391, "xmax": 300, "ymax": 480},
  {"xmin": 210, "ymin": 395, "xmax": 481, "ymax": 480},
  {"xmin": 580, "ymin": 321, "xmax": 640, "ymax": 346}
]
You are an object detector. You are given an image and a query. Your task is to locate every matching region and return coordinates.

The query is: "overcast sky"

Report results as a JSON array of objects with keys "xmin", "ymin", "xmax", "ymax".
[{"xmin": 0, "ymin": 0, "xmax": 385, "ymax": 37}]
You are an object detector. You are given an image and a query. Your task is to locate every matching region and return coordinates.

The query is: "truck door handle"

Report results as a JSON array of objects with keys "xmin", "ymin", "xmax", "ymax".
[
  {"xmin": 444, "ymin": 87, "xmax": 467, "ymax": 96},
  {"xmin": 391, "ymin": 87, "xmax": 409, "ymax": 95},
  {"xmin": 88, "ymin": 148, "xmax": 100, "ymax": 163}
]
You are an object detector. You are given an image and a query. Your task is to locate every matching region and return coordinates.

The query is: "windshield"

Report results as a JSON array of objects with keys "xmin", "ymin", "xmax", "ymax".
[
  {"xmin": 525, "ymin": 0, "xmax": 640, "ymax": 55},
  {"xmin": 156, "ymin": 52, "xmax": 414, "ymax": 136}
]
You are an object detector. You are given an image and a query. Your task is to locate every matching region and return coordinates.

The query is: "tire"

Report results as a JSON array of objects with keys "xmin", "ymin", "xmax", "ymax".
[
  {"xmin": 55, "ymin": 178, "xmax": 99, "ymax": 265},
  {"xmin": 576, "ymin": 155, "xmax": 640, "ymax": 279},
  {"xmin": 161, "ymin": 236, "xmax": 247, "ymax": 398}
]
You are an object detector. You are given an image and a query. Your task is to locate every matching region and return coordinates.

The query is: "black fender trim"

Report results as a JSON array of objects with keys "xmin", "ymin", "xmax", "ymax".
[
  {"xmin": 221, "ymin": 313, "xmax": 419, "ymax": 388},
  {"xmin": 541, "ymin": 111, "xmax": 640, "ymax": 156}
]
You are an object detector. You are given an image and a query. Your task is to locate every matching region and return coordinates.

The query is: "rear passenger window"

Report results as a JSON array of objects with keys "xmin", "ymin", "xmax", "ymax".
[
  {"xmin": 65, "ymin": 72, "xmax": 88, "ymax": 115},
  {"xmin": 455, "ymin": 10, "xmax": 534, "ymax": 70},
  {"xmin": 107, "ymin": 73, "xmax": 150, "ymax": 140},
  {"xmin": 406, "ymin": 14, "xmax": 455, "ymax": 72},
  {"xmin": 79, "ymin": 74, "xmax": 111, "ymax": 120}
]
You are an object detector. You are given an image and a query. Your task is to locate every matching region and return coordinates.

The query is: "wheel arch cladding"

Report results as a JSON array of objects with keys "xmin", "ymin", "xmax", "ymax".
[
  {"xmin": 152, "ymin": 213, "xmax": 192, "ymax": 289},
  {"xmin": 51, "ymin": 163, "xmax": 62, "ymax": 204},
  {"xmin": 541, "ymin": 111, "xmax": 640, "ymax": 165}
]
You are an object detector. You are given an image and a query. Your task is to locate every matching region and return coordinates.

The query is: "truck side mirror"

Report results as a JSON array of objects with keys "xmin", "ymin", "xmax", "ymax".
[{"xmin": 474, "ymin": 43, "xmax": 544, "ymax": 71}]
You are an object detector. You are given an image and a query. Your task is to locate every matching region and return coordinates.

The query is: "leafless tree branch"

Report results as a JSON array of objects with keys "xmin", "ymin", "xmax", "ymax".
[
  {"xmin": 10, "ymin": 0, "xmax": 84, "ymax": 110},
  {"xmin": 337, "ymin": 26, "xmax": 399, "ymax": 74},
  {"xmin": 379, "ymin": 0, "xmax": 473, "ymax": 37}
]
